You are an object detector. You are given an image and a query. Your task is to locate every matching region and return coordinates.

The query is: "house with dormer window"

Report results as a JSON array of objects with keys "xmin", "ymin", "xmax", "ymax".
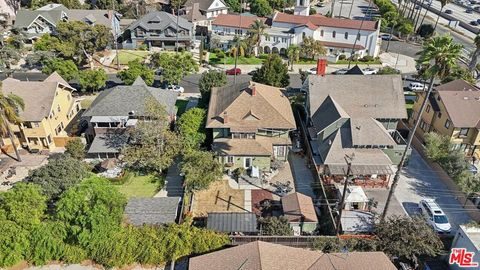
[
  {"xmin": 206, "ymin": 82, "xmax": 296, "ymax": 172},
  {"xmin": 124, "ymin": 11, "xmax": 194, "ymax": 50}
]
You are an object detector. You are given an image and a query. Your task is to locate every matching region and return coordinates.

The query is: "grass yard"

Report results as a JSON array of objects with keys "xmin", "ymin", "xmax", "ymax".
[
  {"xmin": 192, "ymin": 180, "xmax": 245, "ymax": 217},
  {"xmin": 115, "ymin": 172, "xmax": 165, "ymax": 198},
  {"xmin": 209, "ymin": 53, "xmax": 265, "ymax": 65},
  {"xmin": 175, "ymin": 99, "xmax": 189, "ymax": 116},
  {"xmin": 405, "ymin": 92, "xmax": 416, "ymax": 118},
  {"xmin": 115, "ymin": 50, "xmax": 150, "ymax": 65}
]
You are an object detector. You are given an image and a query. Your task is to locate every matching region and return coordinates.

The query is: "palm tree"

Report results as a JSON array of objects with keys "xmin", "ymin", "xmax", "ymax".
[
  {"xmin": 382, "ymin": 34, "xmax": 463, "ymax": 220},
  {"xmin": 468, "ymin": 34, "xmax": 480, "ymax": 72},
  {"xmin": 434, "ymin": 0, "xmax": 451, "ymax": 31},
  {"xmin": 286, "ymin": 44, "xmax": 300, "ymax": 71},
  {"xmin": 248, "ymin": 20, "xmax": 268, "ymax": 56},
  {"xmin": 0, "ymin": 90, "xmax": 25, "ymax": 162}
]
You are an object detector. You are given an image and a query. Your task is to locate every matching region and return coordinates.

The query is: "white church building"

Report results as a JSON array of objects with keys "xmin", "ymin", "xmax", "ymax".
[{"xmin": 211, "ymin": 0, "xmax": 381, "ymax": 58}]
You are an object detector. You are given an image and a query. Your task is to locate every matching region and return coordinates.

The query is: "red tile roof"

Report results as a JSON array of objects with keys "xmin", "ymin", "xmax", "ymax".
[
  {"xmin": 273, "ymin": 12, "xmax": 378, "ymax": 31},
  {"xmin": 212, "ymin": 14, "xmax": 267, "ymax": 29}
]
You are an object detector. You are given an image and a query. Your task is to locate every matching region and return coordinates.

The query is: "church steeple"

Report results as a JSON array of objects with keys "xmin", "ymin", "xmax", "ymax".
[{"xmin": 294, "ymin": 0, "xmax": 310, "ymax": 16}]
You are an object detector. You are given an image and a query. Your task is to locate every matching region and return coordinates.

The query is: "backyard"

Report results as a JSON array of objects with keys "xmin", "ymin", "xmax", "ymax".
[
  {"xmin": 114, "ymin": 172, "xmax": 164, "ymax": 198},
  {"xmin": 192, "ymin": 179, "xmax": 246, "ymax": 217},
  {"xmin": 115, "ymin": 50, "xmax": 151, "ymax": 65}
]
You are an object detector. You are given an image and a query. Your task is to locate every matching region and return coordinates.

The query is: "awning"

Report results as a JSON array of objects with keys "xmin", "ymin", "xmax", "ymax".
[
  {"xmin": 90, "ymin": 116, "xmax": 128, "ymax": 123},
  {"xmin": 327, "ymin": 164, "xmax": 394, "ymax": 175}
]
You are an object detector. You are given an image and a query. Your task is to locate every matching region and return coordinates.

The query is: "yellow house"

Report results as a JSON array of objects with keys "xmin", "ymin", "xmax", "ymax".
[
  {"xmin": 1, "ymin": 72, "xmax": 81, "ymax": 153},
  {"xmin": 408, "ymin": 79, "xmax": 480, "ymax": 158}
]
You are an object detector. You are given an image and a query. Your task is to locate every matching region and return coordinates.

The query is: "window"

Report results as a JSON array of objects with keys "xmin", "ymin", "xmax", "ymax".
[
  {"xmin": 438, "ymin": 112, "xmax": 442, "ymax": 118},
  {"xmin": 281, "ymin": 38, "xmax": 287, "ymax": 43},
  {"xmin": 459, "ymin": 128, "xmax": 469, "ymax": 137},
  {"xmin": 227, "ymin": 156, "xmax": 234, "ymax": 163},
  {"xmin": 419, "ymin": 120, "xmax": 427, "ymax": 131},
  {"xmin": 33, "ymin": 122, "xmax": 40, "ymax": 128},
  {"xmin": 273, "ymin": 37, "xmax": 278, "ymax": 42},
  {"xmin": 344, "ymin": 32, "xmax": 348, "ymax": 39},
  {"xmin": 302, "ymin": 32, "xmax": 306, "ymax": 39},
  {"xmin": 357, "ymin": 33, "xmax": 361, "ymax": 41},
  {"xmin": 320, "ymin": 30, "xmax": 324, "ymax": 36},
  {"xmin": 332, "ymin": 31, "xmax": 336, "ymax": 38},
  {"xmin": 444, "ymin": 119, "xmax": 451, "ymax": 129},
  {"xmin": 46, "ymin": 135, "xmax": 52, "ymax": 144},
  {"xmin": 265, "ymin": 36, "xmax": 270, "ymax": 41},
  {"xmin": 426, "ymin": 105, "xmax": 430, "ymax": 113},
  {"xmin": 57, "ymin": 105, "xmax": 61, "ymax": 112}
]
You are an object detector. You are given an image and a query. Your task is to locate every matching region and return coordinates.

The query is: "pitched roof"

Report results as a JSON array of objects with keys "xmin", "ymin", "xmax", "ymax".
[
  {"xmin": 14, "ymin": 8, "xmax": 67, "ymax": 29},
  {"xmin": 273, "ymin": 12, "xmax": 378, "ymax": 31},
  {"xmin": 185, "ymin": 0, "xmax": 227, "ymax": 11},
  {"xmin": 82, "ymin": 78, "xmax": 177, "ymax": 117},
  {"xmin": 189, "ymin": 241, "xmax": 397, "ymax": 270},
  {"xmin": 1, "ymin": 72, "xmax": 73, "ymax": 121},
  {"xmin": 207, "ymin": 212, "xmax": 258, "ymax": 233},
  {"xmin": 212, "ymin": 138, "xmax": 272, "ymax": 156},
  {"xmin": 350, "ymin": 118, "xmax": 396, "ymax": 146},
  {"xmin": 67, "ymin": 9, "xmax": 117, "ymax": 29},
  {"xmin": 127, "ymin": 11, "xmax": 192, "ymax": 31},
  {"xmin": 338, "ymin": 186, "xmax": 369, "ymax": 203},
  {"xmin": 124, "ymin": 197, "xmax": 180, "ymax": 226},
  {"xmin": 206, "ymin": 81, "xmax": 296, "ymax": 130},
  {"xmin": 182, "ymin": 3, "xmax": 207, "ymax": 22},
  {"xmin": 281, "ymin": 192, "xmax": 318, "ymax": 223},
  {"xmin": 212, "ymin": 13, "xmax": 267, "ymax": 29},
  {"xmin": 433, "ymin": 80, "xmax": 480, "ymax": 128},
  {"xmin": 345, "ymin": 65, "xmax": 365, "ymax": 75}
]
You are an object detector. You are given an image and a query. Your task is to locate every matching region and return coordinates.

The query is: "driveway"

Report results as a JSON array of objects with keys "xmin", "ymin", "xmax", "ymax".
[
  {"xmin": 289, "ymin": 153, "xmax": 316, "ymax": 198},
  {"xmin": 394, "ymin": 149, "xmax": 472, "ymax": 233}
]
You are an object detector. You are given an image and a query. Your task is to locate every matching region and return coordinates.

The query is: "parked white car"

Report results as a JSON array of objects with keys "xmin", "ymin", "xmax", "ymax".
[
  {"xmin": 306, "ymin": 67, "xmax": 318, "ymax": 74},
  {"xmin": 408, "ymin": 82, "xmax": 426, "ymax": 91},
  {"xmin": 419, "ymin": 199, "xmax": 452, "ymax": 234},
  {"xmin": 362, "ymin": 67, "xmax": 378, "ymax": 75},
  {"xmin": 332, "ymin": 68, "xmax": 349, "ymax": 75},
  {"xmin": 167, "ymin": 85, "xmax": 184, "ymax": 94}
]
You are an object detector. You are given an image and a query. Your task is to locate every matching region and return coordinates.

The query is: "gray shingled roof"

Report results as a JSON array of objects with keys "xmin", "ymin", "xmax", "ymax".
[
  {"xmin": 83, "ymin": 78, "xmax": 177, "ymax": 117},
  {"xmin": 125, "ymin": 197, "xmax": 180, "ymax": 226},
  {"xmin": 127, "ymin": 11, "xmax": 192, "ymax": 31},
  {"xmin": 207, "ymin": 212, "xmax": 258, "ymax": 233}
]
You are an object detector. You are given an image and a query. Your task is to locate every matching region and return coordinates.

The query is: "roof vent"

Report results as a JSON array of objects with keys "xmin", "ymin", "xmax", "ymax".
[
  {"xmin": 463, "ymin": 97, "xmax": 469, "ymax": 100},
  {"xmin": 364, "ymin": 104, "xmax": 368, "ymax": 107},
  {"xmin": 328, "ymin": 139, "xmax": 332, "ymax": 145},
  {"xmin": 129, "ymin": 110, "xmax": 135, "ymax": 116},
  {"xmin": 356, "ymin": 126, "xmax": 361, "ymax": 130}
]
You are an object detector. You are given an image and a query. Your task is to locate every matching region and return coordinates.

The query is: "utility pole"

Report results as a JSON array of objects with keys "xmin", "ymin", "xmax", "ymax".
[
  {"xmin": 112, "ymin": 0, "xmax": 120, "ymax": 70},
  {"xmin": 176, "ymin": 2, "xmax": 180, "ymax": 52},
  {"xmin": 233, "ymin": 0, "xmax": 243, "ymax": 85},
  {"xmin": 381, "ymin": 76, "xmax": 436, "ymax": 221},
  {"xmin": 335, "ymin": 155, "xmax": 354, "ymax": 235},
  {"xmin": 347, "ymin": 0, "xmax": 372, "ymax": 69}
]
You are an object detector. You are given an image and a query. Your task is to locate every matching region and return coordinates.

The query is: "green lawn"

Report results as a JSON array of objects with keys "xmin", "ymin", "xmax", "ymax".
[
  {"xmin": 115, "ymin": 173, "xmax": 164, "ymax": 198},
  {"xmin": 176, "ymin": 100, "xmax": 189, "ymax": 116},
  {"xmin": 405, "ymin": 93, "xmax": 416, "ymax": 118},
  {"xmin": 115, "ymin": 50, "xmax": 150, "ymax": 65},
  {"xmin": 331, "ymin": 59, "xmax": 382, "ymax": 65},
  {"xmin": 209, "ymin": 53, "xmax": 265, "ymax": 65}
]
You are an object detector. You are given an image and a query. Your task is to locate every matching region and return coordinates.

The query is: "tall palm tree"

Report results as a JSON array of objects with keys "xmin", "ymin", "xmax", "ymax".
[
  {"xmin": 0, "ymin": 90, "xmax": 25, "ymax": 162},
  {"xmin": 381, "ymin": 35, "xmax": 463, "ymax": 220},
  {"xmin": 286, "ymin": 44, "xmax": 300, "ymax": 71},
  {"xmin": 434, "ymin": 0, "xmax": 451, "ymax": 31},
  {"xmin": 468, "ymin": 34, "xmax": 480, "ymax": 72},
  {"xmin": 248, "ymin": 20, "xmax": 268, "ymax": 56}
]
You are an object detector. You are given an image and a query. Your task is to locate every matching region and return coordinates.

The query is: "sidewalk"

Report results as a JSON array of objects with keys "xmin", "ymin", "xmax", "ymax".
[{"xmin": 154, "ymin": 157, "xmax": 184, "ymax": 198}]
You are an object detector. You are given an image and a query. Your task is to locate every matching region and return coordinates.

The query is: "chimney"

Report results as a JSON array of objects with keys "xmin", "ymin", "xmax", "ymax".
[
  {"xmin": 316, "ymin": 58, "xmax": 327, "ymax": 76},
  {"xmin": 223, "ymin": 111, "xmax": 228, "ymax": 124},
  {"xmin": 251, "ymin": 85, "xmax": 256, "ymax": 96}
]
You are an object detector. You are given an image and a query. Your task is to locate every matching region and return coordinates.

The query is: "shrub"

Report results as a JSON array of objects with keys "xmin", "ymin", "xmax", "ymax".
[
  {"xmin": 360, "ymin": 55, "xmax": 375, "ymax": 62},
  {"xmin": 338, "ymin": 54, "xmax": 347, "ymax": 60},
  {"xmin": 233, "ymin": 167, "xmax": 245, "ymax": 179},
  {"xmin": 217, "ymin": 50, "xmax": 225, "ymax": 58}
]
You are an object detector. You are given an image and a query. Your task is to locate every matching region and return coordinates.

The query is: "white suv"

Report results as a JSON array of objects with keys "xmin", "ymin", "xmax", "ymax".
[{"xmin": 419, "ymin": 199, "xmax": 452, "ymax": 234}]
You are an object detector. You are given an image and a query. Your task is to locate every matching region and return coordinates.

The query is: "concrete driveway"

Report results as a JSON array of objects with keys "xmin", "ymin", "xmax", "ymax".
[{"xmin": 394, "ymin": 149, "xmax": 472, "ymax": 233}]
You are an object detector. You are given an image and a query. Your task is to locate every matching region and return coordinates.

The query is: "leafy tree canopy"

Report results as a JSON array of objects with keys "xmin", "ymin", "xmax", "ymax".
[
  {"xmin": 78, "ymin": 69, "xmax": 108, "ymax": 92},
  {"xmin": 42, "ymin": 58, "xmax": 79, "ymax": 81},
  {"xmin": 252, "ymin": 53, "xmax": 289, "ymax": 87},
  {"xmin": 377, "ymin": 66, "xmax": 400, "ymax": 75},
  {"xmin": 177, "ymin": 107, "xmax": 206, "ymax": 151},
  {"xmin": 258, "ymin": 216, "xmax": 293, "ymax": 236},
  {"xmin": 117, "ymin": 59, "xmax": 155, "ymax": 85},
  {"xmin": 0, "ymin": 219, "xmax": 30, "ymax": 267},
  {"xmin": 65, "ymin": 138, "xmax": 86, "ymax": 160},
  {"xmin": 181, "ymin": 150, "xmax": 223, "ymax": 192},
  {"xmin": 250, "ymin": 0, "xmax": 273, "ymax": 17},
  {"xmin": 151, "ymin": 52, "xmax": 198, "ymax": 85},
  {"xmin": 198, "ymin": 70, "xmax": 227, "ymax": 104}
]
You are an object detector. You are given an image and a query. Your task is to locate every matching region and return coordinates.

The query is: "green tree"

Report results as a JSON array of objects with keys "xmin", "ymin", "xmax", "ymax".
[
  {"xmin": 33, "ymin": 34, "xmax": 60, "ymax": 52},
  {"xmin": 375, "ymin": 216, "xmax": 443, "ymax": 261},
  {"xmin": 181, "ymin": 150, "xmax": 223, "ymax": 192},
  {"xmin": 252, "ymin": 53, "xmax": 289, "ymax": 87},
  {"xmin": 42, "ymin": 58, "xmax": 78, "ymax": 81},
  {"xmin": 441, "ymin": 66, "xmax": 475, "ymax": 84},
  {"xmin": 434, "ymin": 0, "xmax": 451, "ymax": 31},
  {"xmin": 376, "ymin": 66, "xmax": 400, "ymax": 74},
  {"xmin": 198, "ymin": 70, "xmax": 227, "ymax": 104},
  {"xmin": 250, "ymin": 0, "xmax": 273, "ymax": 17},
  {"xmin": 0, "ymin": 91, "xmax": 25, "ymax": 161},
  {"xmin": 117, "ymin": 59, "xmax": 155, "ymax": 86},
  {"xmin": 177, "ymin": 108, "xmax": 206, "ymax": 151},
  {"xmin": 0, "ymin": 183, "xmax": 46, "ymax": 229},
  {"xmin": 469, "ymin": 34, "xmax": 480, "ymax": 72},
  {"xmin": 258, "ymin": 216, "xmax": 293, "ymax": 236},
  {"xmin": 65, "ymin": 138, "xmax": 85, "ymax": 160},
  {"xmin": 248, "ymin": 20, "xmax": 269, "ymax": 56},
  {"xmin": 286, "ymin": 44, "xmax": 300, "ymax": 71},
  {"xmin": 424, "ymin": 132, "xmax": 451, "ymax": 161},
  {"xmin": 78, "ymin": 69, "xmax": 107, "ymax": 92},
  {"xmin": 0, "ymin": 47, "xmax": 21, "ymax": 71},
  {"xmin": 26, "ymin": 221, "xmax": 68, "ymax": 265},
  {"xmin": 225, "ymin": 0, "xmax": 241, "ymax": 12},
  {"xmin": 122, "ymin": 98, "xmax": 181, "ymax": 172},
  {"xmin": 0, "ymin": 220, "xmax": 30, "ymax": 267},
  {"xmin": 85, "ymin": 0, "xmax": 121, "ymax": 9},
  {"xmin": 151, "ymin": 53, "xmax": 198, "ymax": 85},
  {"xmin": 300, "ymin": 37, "xmax": 326, "ymax": 60},
  {"xmin": 28, "ymin": 154, "xmax": 90, "ymax": 200}
]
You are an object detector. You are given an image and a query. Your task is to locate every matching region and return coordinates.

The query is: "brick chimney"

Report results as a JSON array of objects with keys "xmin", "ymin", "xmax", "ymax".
[
  {"xmin": 223, "ymin": 111, "xmax": 228, "ymax": 124},
  {"xmin": 316, "ymin": 59, "xmax": 327, "ymax": 76},
  {"xmin": 251, "ymin": 85, "xmax": 256, "ymax": 96}
]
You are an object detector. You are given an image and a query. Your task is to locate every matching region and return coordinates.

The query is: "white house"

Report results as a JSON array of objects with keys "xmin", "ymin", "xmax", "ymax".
[{"xmin": 183, "ymin": 0, "xmax": 228, "ymax": 30}]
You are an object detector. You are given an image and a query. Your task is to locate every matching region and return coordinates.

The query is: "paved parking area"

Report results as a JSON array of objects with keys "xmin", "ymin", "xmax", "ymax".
[
  {"xmin": 364, "ymin": 188, "xmax": 406, "ymax": 217},
  {"xmin": 289, "ymin": 153, "xmax": 316, "ymax": 198},
  {"xmin": 394, "ymin": 149, "xmax": 472, "ymax": 234},
  {"xmin": 314, "ymin": 0, "xmax": 379, "ymax": 19}
]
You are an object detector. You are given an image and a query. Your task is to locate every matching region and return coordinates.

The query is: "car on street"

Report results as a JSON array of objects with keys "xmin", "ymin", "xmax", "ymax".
[
  {"xmin": 477, "ymin": 18, "xmax": 480, "ymax": 24},
  {"xmin": 419, "ymin": 199, "xmax": 452, "ymax": 234},
  {"xmin": 332, "ymin": 68, "xmax": 349, "ymax": 75},
  {"xmin": 466, "ymin": 8, "xmax": 474, "ymax": 13},
  {"xmin": 362, "ymin": 67, "xmax": 378, "ymax": 75},
  {"xmin": 445, "ymin": 9, "xmax": 453, "ymax": 14},
  {"xmin": 407, "ymin": 82, "xmax": 426, "ymax": 91},
  {"xmin": 470, "ymin": 20, "xmax": 479, "ymax": 26},
  {"xmin": 306, "ymin": 67, "xmax": 318, "ymax": 74},
  {"xmin": 226, "ymin": 68, "xmax": 241, "ymax": 75},
  {"xmin": 380, "ymin": 33, "xmax": 394, "ymax": 40},
  {"xmin": 167, "ymin": 84, "xmax": 184, "ymax": 94}
]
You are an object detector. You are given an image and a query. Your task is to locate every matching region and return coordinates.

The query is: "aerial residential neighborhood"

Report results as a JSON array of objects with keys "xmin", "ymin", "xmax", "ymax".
[{"xmin": 1, "ymin": 0, "xmax": 480, "ymax": 269}]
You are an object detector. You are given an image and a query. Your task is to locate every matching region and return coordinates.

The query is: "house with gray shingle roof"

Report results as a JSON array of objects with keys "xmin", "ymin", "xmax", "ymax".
[
  {"xmin": 123, "ymin": 11, "xmax": 194, "ymax": 50},
  {"xmin": 82, "ymin": 77, "xmax": 178, "ymax": 159},
  {"xmin": 13, "ymin": 4, "xmax": 120, "ymax": 39},
  {"xmin": 305, "ymin": 75, "xmax": 409, "ymax": 188}
]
